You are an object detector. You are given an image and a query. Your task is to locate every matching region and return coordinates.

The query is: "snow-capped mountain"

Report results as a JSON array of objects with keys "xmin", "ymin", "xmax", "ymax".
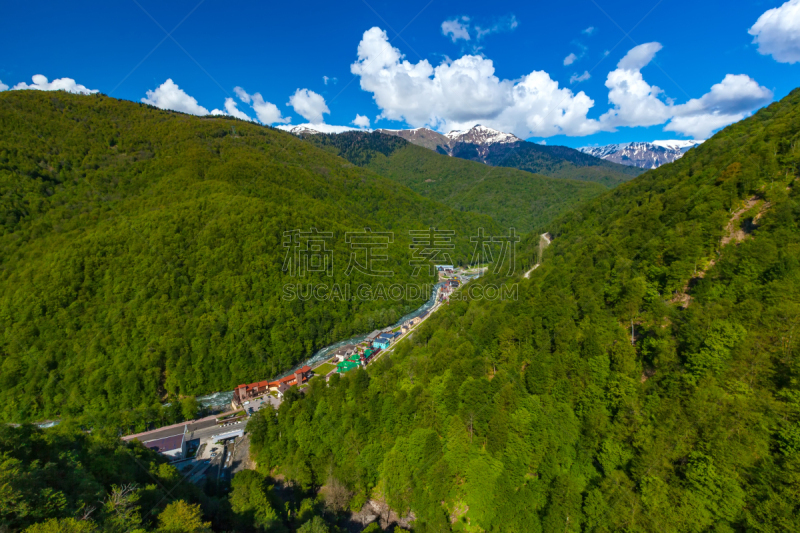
[
  {"xmin": 278, "ymin": 124, "xmax": 323, "ymax": 136},
  {"xmin": 651, "ymin": 139, "xmax": 705, "ymax": 152},
  {"xmin": 376, "ymin": 124, "xmax": 643, "ymax": 182},
  {"xmin": 277, "ymin": 123, "xmax": 368, "ymax": 135},
  {"xmin": 445, "ymin": 125, "xmax": 523, "ymax": 145},
  {"xmin": 578, "ymin": 140, "xmax": 704, "ymax": 169},
  {"xmin": 377, "ymin": 124, "xmax": 525, "ymax": 162}
]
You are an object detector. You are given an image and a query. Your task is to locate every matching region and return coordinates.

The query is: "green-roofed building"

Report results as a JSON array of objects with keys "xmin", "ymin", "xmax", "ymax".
[{"xmin": 337, "ymin": 361, "xmax": 360, "ymax": 373}]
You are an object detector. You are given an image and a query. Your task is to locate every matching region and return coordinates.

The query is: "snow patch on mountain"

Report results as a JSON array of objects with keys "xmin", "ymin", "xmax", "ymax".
[
  {"xmin": 445, "ymin": 125, "xmax": 522, "ymax": 145},
  {"xmin": 277, "ymin": 123, "xmax": 367, "ymax": 135},
  {"xmin": 578, "ymin": 140, "xmax": 704, "ymax": 169},
  {"xmin": 651, "ymin": 139, "xmax": 705, "ymax": 152}
]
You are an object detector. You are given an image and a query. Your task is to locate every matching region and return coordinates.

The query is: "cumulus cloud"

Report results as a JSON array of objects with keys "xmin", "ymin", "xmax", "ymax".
[
  {"xmin": 442, "ymin": 17, "xmax": 471, "ymax": 42},
  {"xmin": 252, "ymin": 93, "xmax": 291, "ymax": 124},
  {"xmin": 599, "ymin": 44, "xmax": 672, "ymax": 129},
  {"xmin": 12, "ymin": 74, "xmax": 97, "ymax": 95},
  {"xmin": 287, "ymin": 88, "xmax": 330, "ymax": 123},
  {"xmin": 233, "ymin": 86, "xmax": 290, "ymax": 124},
  {"xmin": 210, "ymin": 97, "xmax": 253, "ymax": 121},
  {"xmin": 141, "ymin": 79, "xmax": 208, "ymax": 115},
  {"xmin": 350, "ymin": 28, "xmax": 772, "ymax": 139},
  {"xmin": 599, "ymin": 43, "xmax": 773, "ymax": 138},
  {"xmin": 749, "ymin": 0, "xmax": 800, "ymax": 64},
  {"xmin": 0, "ymin": 80, "xmax": 7, "ymax": 92},
  {"xmin": 582, "ymin": 26, "xmax": 596, "ymax": 35},
  {"xmin": 352, "ymin": 114, "xmax": 371, "ymax": 128},
  {"xmin": 666, "ymin": 74, "xmax": 774, "ymax": 138},
  {"xmin": 323, "ymin": 76, "xmax": 338, "ymax": 85},
  {"xmin": 351, "ymin": 27, "xmax": 600, "ymax": 138},
  {"xmin": 563, "ymin": 53, "xmax": 578, "ymax": 66},
  {"xmin": 570, "ymin": 71, "xmax": 591, "ymax": 84}
]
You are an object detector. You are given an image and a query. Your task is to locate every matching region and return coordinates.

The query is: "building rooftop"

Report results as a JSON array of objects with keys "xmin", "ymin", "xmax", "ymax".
[{"xmin": 144, "ymin": 433, "xmax": 184, "ymax": 454}]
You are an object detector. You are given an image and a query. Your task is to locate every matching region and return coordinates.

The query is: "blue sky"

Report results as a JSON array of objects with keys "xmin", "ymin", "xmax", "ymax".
[{"xmin": 1, "ymin": 0, "xmax": 798, "ymax": 147}]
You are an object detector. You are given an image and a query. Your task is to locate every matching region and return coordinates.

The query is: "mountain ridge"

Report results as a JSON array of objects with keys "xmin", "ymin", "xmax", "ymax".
[
  {"xmin": 374, "ymin": 124, "xmax": 644, "ymax": 186},
  {"xmin": 299, "ymin": 130, "xmax": 608, "ymax": 232},
  {"xmin": 579, "ymin": 139, "xmax": 705, "ymax": 169}
]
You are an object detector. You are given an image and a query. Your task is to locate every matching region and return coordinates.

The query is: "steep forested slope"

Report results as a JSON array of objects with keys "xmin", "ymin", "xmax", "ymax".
[
  {"xmin": 248, "ymin": 90, "xmax": 800, "ymax": 531},
  {"xmin": 303, "ymin": 132, "xmax": 607, "ymax": 232},
  {"xmin": 0, "ymin": 91, "xmax": 497, "ymax": 425}
]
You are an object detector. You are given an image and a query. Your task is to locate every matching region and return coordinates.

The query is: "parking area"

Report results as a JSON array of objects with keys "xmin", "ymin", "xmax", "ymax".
[{"xmin": 242, "ymin": 394, "xmax": 280, "ymax": 416}]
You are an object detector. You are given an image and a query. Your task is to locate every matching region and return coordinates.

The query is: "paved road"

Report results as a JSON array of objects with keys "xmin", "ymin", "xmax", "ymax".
[
  {"xmin": 189, "ymin": 419, "xmax": 248, "ymax": 442},
  {"xmin": 126, "ymin": 417, "xmax": 247, "ymax": 444}
]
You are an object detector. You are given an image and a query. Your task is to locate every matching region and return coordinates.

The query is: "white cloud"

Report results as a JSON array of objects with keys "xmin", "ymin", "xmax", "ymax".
[
  {"xmin": 233, "ymin": 86, "xmax": 290, "ymax": 124},
  {"xmin": 442, "ymin": 17, "xmax": 471, "ymax": 42},
  {"xmin": 12, "ymin": 74, "xmax": 97, "ymax": 95},
  {"xmin": 599, "ymin": 44, "xmax": 672, "ymax": 129},
  {"xmin": 351, "ymin": 27, "xmax": 600, "ymax": 138},
  {"xmin": 563, "ymin": 53, "xmax": 578, "ymax": 66},
  {"xmin": 252, "ymin": 93, "xmax": 291, "ymax": 124},
  {"xmin": 141, "ymin": 79, "xmax": 208, "ymax": 115},
  {"xmin": 583, "ymin": 26, "xmax": 596, "ymax": 35},
  {"xmin": 276, "ymin": 123, "xmax": 362, "ymax": 134},
  {"xmin": 0, "ymin": 80, "xmax": 7, "ymax": 92},
  {"xmin": 350, "ymin": 28, "xmax": 772, "ymax": 140},
  {"xmin": 599, "ymin": 43, "xmax": 773, "ymax": 138},
  {"xmin": 210, "ymin": 98, "xmax": 253, "ymax": 121},
  {"xmin": 749, "ymin": 0, "xmax": 800, "ymax": 64},
  {"xmin": 617, "ymin": 42, "xmax": 662, "ymax": 70},
  {"xmin": 442, "ymin": 14, "xmax": 517, "ymax": 43},
  {"xmin": 234, "ymin": 86, "xmax": 251, "ymax": 103},
  {"xmin": 323, "ymin": 76, "xmax": 338, "ymax": 85},
  {"xmin": 475, "ymin": 14, "xmax": 518, "ymax": 39},
  {"xmin": 570, "ymin": 71, "xmax": 591, "ymax": 84},
  {"xmin": 287, "ymin": 88, "xmax": 330, "ymax": 123},
  {"xmin": 352, "ymin": 114, "xmax": 371, "ymax": 128},
  {"xmin": 666, "ymin": 74, "xmax": 774, "ymax": 138}
]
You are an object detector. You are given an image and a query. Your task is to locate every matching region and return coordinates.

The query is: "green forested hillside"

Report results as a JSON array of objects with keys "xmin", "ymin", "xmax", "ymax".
[
  {"xmin": 0, "ymin": 91, "xmax": 497, "ymax": 425},
  {"xmin": 246, "ymin": 89, "xmax": 800, "ymax": 531},
  {"xmin": 455, "ymin": 139, "xmax": 643, "ymax": 187},
  {"xmin": 303, "ymin": 132, "xmax": 608, "ymax": 232},
  {"xmin": 0, "ymin": 423, "xmax": 312, "ymax": 533}
]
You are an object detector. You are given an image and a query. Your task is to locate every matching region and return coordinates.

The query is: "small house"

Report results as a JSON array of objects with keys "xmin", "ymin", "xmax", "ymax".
[{"xmin": 373, "ymin": 338, "xmax": 390, "ymax": 350}]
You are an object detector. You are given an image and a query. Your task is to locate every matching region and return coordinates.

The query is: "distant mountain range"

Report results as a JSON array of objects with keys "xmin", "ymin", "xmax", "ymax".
[
  {"xmin": 286, "ymin": 123, "xmax": 646, "ymax": 186},
  {"xmin": 375, "ymin": 125, "xmax": 643, "ymax": 187},
  {"xmin": 578, "ymin": 140, "xmax": 704, "ymax": 169}
]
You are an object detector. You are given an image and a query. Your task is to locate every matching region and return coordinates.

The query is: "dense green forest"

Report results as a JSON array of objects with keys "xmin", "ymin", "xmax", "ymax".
[
  {"xmin": 303, "ymin": 132, "xmax": 607, "ymax": 233},
  {"xmin": 243, "ymin": 89, "xmax": 800, "ymax": 531},
  {"xmin": 0, "ymin": 423, "xmax": 349, "ymax": 533},
  {"xmin": 6, "ymin": 86, "xmax": 800, "ymax": 533},
  {"xmin": 0, "ymin": 91, "xmax": 499, "ymax": 426}
]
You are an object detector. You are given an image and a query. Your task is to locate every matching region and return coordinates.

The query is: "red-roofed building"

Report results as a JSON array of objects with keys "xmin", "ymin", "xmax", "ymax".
[{"xmin": 233, "ymin": 366, "xmax": 313, "ymax": 405}]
